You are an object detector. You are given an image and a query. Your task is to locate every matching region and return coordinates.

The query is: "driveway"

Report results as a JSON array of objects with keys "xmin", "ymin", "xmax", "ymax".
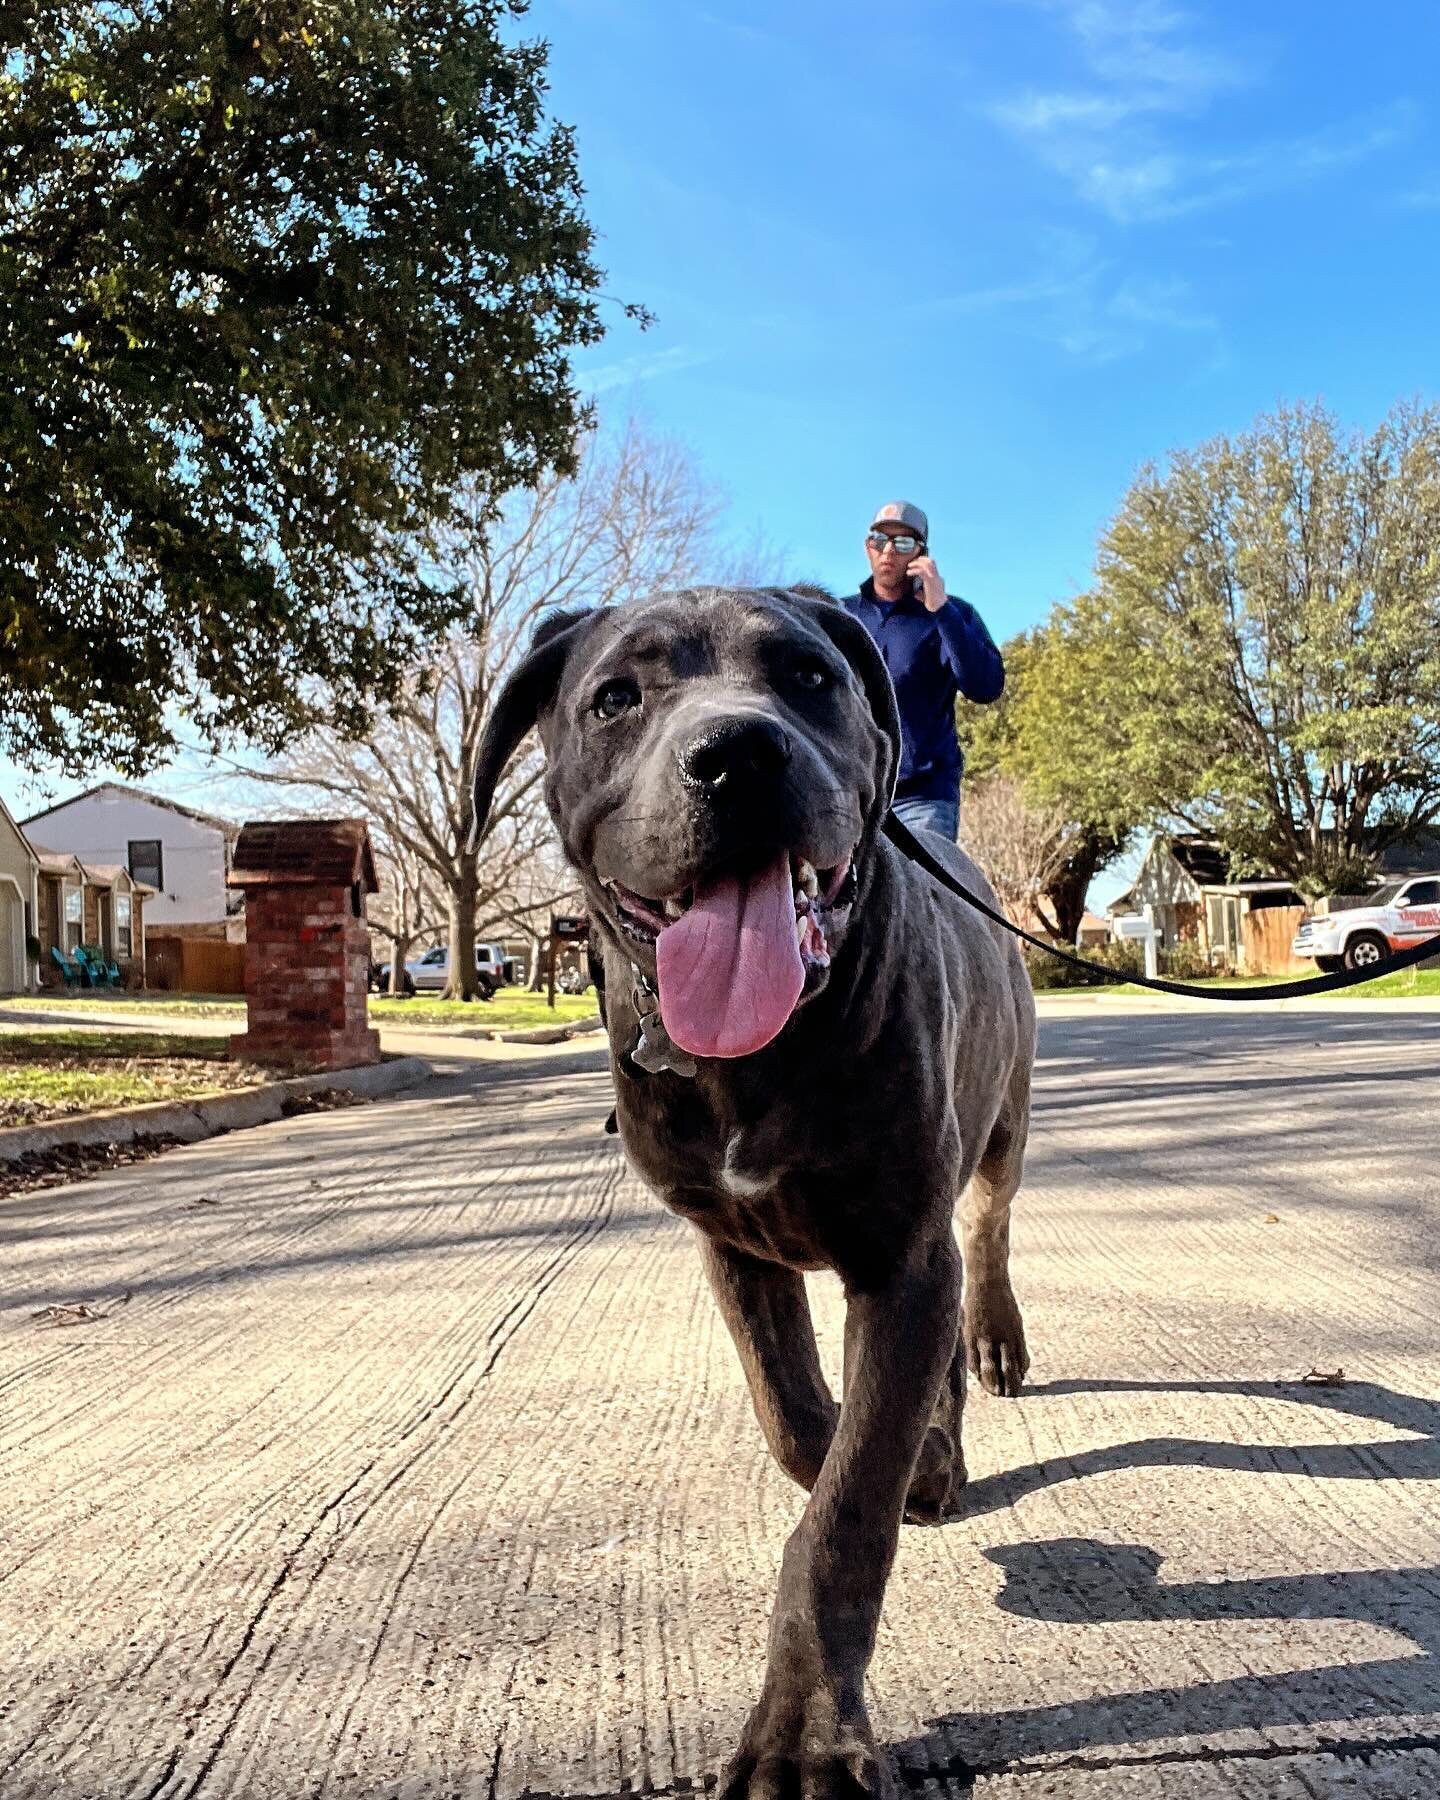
[{"xmin": 2, "ymin": 1005, "xmax": 1438, "ymax": 1797}]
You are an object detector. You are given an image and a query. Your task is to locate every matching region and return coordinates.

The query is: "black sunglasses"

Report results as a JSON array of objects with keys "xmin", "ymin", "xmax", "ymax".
[{"xmin": 866, "ymin": 531, "xmax": 924, "ymax": 555}]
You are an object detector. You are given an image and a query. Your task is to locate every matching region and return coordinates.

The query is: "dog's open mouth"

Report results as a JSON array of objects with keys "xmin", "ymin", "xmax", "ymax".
[
  {"xmin": 604, "ymin": 850, "xmax": 857, "ymax": 1061},
  {"xmin": 607, "ymin": 853, "xmax": 855, "ymax": 955}
]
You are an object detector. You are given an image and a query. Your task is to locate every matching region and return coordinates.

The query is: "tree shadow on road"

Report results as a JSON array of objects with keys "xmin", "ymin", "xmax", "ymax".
[{"xmin": 898, "ymin": 1375, "xmax": 1440, "ymax": 1783}]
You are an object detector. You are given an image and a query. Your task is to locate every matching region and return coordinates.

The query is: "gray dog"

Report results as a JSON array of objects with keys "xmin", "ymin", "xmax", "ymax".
[{"xmin": 472, "ymin": 585, "xmax": 1035, "ymax": 1800}]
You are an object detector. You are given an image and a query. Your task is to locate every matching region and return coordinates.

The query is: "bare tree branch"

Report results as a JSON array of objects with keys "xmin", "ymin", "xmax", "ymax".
[
  {"xmin": 249, "ymin": 420, "xmax": 730, "ymax": 998},
  {"xmin": 960, "ymin": 776, "xmax": 1074, "ymax": 940}
]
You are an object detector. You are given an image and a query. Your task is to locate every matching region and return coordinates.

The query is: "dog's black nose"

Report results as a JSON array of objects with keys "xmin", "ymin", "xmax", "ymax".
[{"xmin": 679, "ymin": 717, "xmax": 792, "ymax": 793}]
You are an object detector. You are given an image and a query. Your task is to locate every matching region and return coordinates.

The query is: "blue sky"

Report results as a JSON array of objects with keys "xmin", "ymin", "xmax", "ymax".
[
  {"xmin": 8, "ymin": 0, "xmax": 1440, "ymax": 907},
  {"xmin": 553, "ymin": 0, "xmax": 1439, "ymax": 635}
]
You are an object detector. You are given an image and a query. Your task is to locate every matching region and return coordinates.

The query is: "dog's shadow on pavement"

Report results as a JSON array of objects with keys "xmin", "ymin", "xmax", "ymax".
[{"xmin": 896, "ymin": 1376, "xmax": 1440, "ymax": 1783}]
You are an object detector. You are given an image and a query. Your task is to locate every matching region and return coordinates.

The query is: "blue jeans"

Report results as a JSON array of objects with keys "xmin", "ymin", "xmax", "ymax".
[{"xmin": 892, "ymin": 795, "xmax": 959, "ymax": 842}]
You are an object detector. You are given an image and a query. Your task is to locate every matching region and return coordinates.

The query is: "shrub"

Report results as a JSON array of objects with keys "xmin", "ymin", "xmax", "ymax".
[
  {"xmin": 1158, "ymin": 939, "xmax": 1211, "ymax": 981},
  {"xmin": 1024, "ymin": 938, "xmax": 1143, "ymax": 990}
]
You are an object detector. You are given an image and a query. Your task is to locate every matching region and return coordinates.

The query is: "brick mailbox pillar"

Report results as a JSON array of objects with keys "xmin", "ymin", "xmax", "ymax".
[{"xmin": 227, "ymin": 819, "xmax": 381, "ymax": 1071}]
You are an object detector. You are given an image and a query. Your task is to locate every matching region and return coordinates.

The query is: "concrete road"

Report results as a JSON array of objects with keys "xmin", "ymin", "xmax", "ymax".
[{"xmin": 2, "ymin": 1004, "xmax": 1439, "ymax": 1798}]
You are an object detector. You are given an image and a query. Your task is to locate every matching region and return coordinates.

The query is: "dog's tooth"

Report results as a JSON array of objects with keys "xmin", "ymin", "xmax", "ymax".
[
  {"xmin": 663, "ymin": 898, "xmax": 684, "ymax": 920},
  {"xmin": 796, "ymin": 859, "xmax": 819, "ymax": 898}
]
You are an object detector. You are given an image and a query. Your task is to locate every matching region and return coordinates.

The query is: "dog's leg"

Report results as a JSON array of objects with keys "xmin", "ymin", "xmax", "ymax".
[
  {"xmin": 962, "ymin": 1099, "xmax": 1030, "ymax": 1398},
  {"xmin": 841, "ymin": 1245, "xmax": 965, "ymax": 1524},
  {"xmin": 700, "ymin": 1240, "xmax": 837, "ymax": 1490},
  {"xmin": 721, "ymin": 1232, "xmax": 961, "ymax": 1800},
  {"xmin": 590, "ymin": 948, "xmax": 620, "ymax": 1134}
]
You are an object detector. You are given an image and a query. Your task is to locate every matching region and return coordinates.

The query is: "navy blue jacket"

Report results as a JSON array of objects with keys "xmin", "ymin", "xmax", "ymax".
[{"xmin": 840, "ymin": 577, "xmax": 1004, "ymax": 803}]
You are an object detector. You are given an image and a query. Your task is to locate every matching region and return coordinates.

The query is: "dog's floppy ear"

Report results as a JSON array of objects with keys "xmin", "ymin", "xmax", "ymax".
[
  {"xmin": 782, "ymin": 589, "xmax": 902, "ymax": 811},
  {"xmin": 469, "ymin": 607, "xmax": 597, "ymax": 850}
]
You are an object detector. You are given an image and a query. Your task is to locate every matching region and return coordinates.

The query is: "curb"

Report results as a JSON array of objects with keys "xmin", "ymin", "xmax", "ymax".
[
  {"xmin": 496, "ymin": 1016, "xmax": 606, "ymax": 1045},
  {"xmin": 0, "ymin": 1056, "xmax": 433, "ymax": 1166}
]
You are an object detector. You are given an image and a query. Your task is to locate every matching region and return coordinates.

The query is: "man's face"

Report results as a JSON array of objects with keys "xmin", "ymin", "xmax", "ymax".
[{"xmin": 865, "ymin": 524, "xmax": 924, "ymax": 588}]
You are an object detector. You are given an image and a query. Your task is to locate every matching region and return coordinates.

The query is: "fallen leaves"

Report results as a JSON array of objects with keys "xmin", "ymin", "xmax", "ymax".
[
  {"xmin": 0, "ymin": 1134, "xmax": 184, "ymax": 1200},
  {"xmin": 280, "ymin": 1088, "xmax": 367, "ymax": 1116}
]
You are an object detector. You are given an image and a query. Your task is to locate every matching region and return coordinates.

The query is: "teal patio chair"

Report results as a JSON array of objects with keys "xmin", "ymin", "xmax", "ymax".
[
  {"xmin": 74, "ymin": 945, "xmax": 122, "ymax": 989},
  {"xmin": 49, "ymin": 946, "xmax": 85, "ymax": 990}
]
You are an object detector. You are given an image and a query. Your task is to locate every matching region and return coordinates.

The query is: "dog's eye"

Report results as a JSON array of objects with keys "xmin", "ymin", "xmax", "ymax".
[
  {"xmin": 593, "ymin": 677, "xmax": 641, "ymax": 719},
  {"xmin": 791, "ymin": 659, "xmax": 831, "ymax": 692}
]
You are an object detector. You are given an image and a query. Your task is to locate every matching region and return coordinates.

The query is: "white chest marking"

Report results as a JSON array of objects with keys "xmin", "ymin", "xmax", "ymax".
[{"xmin": 721, "ymin": 1131, "xmax": 770, "ymax": 1198}]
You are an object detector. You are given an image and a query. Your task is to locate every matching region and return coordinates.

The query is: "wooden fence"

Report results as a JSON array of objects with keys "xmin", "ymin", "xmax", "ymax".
[
  {"xmin": 146, "ymin": 935, "xmax": 246, "ymax": 994},
  {"xmin": 1241, "ymin": 905, "xmax": 1309, "ymax": 975}
]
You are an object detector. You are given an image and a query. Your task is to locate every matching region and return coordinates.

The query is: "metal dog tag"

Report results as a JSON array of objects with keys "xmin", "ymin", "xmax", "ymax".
[
  {"xmin": 628, "ymin": 979, "xmax": 698, "ymax": 1078},
  {"xmin": 632, "ymin": 1010, "xmax": 698, "ymax": 1078}
]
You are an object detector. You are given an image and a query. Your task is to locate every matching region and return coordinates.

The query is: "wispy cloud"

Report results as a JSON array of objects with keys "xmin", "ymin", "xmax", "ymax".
[
  {"xmin": 693, "ymin": 8, "xmax": 787, "ymax": 48},
  {"xmin": 580, "ymin": 345, "xmax": 716, "ymax": 395},
  {"xmin": 913, "ymin": 234, "xmax": 1218, "ymax": 364},
  {"xmin": 988, "ymin": 0, "xmax": 1414, "ymax": 223}
]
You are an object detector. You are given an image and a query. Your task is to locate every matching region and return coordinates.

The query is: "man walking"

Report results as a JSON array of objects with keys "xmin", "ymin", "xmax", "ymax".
[{"xmin": 841, "ymin": 500, "xmax": 1004, "ymax": 840}]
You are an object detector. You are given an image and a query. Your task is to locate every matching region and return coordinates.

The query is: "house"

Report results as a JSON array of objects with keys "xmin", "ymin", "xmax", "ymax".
[
  {"xmin": 1370, "ymin": 830, "xmax": 1440, "ymax": 881},
  {"xmin": 0, "ymin": 797, "xmax": 156, "ymax": 992},
  {"xmin": 0, "ymin": 795, "xmax": 41, "ymax": 995},
  {"xmin": 30, "ymin": 849, "xmax": 155, "ymax": 986},
  {"xmin": 22, "ymin": 781, "xmax": 241, "ymax": 940},
  {"xmin": 1076, "ymin": 912, "xmax": 1110, "ymax": 949},
  {"xmin": 1106, "ymin": 835, "xmax": 1304, "ymax": 968}
]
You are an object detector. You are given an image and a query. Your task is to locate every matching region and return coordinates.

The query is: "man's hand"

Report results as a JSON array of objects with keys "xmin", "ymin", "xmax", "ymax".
[{"xmin": 909, "ymin": 555, "xmax": 947, "ymax": 613}]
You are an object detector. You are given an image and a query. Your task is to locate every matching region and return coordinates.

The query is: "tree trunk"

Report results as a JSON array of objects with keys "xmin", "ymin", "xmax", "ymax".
[
  {"xmin": 1042, "ymin": 826, "xmax": 1129, "ymax": 945},
  {"xmin": 442, "ymin": 859, "xmax": 479, "ymax": 1000},
  {"xmin": 526, "ymin": 935, "xmax": 543, "ymax": 992},
  {"xmin": 387, "ymin": 932, "xmax": 412, "ymax": 996},
  {"xmin": 1043, "ymin": 866, "xmax": 1090, "ymax": 944}
]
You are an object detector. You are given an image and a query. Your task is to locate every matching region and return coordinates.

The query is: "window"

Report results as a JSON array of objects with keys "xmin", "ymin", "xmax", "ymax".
[
  {"xmin": 128, "ymin": 839, "xmax": 163, "ymax": 890},
  {"xmin": 63, "ymin": 883, "xmax": 83, "ymax": 952},
  {"xmin": 1402, "ymin": 880, "xmax": 1440, "ymax": 907},
  {"xmin": 115, "ymin": 892, "xmax": 133, "ymax": 959}
]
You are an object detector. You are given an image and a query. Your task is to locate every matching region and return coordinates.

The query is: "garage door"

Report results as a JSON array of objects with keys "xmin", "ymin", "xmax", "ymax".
[{"xmin": 0, "ymin": 883, "xmax": 20, "ymax": 994}]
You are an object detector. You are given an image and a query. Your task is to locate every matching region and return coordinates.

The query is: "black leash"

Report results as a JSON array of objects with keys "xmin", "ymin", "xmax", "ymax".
[{"xmin": 883, "ymin": 813, "xmax": 1440, "ymax": 1003}]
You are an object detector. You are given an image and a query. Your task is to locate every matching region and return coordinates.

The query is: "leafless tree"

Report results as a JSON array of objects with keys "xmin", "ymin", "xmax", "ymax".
[
  {"xmin": 253, "ymin": 421, "xmax": 725, "ymax": 998},
  {"xmin": 960, "ymin": 774, "xmax": 1074, "ymax": 941},
  {"xmin": 368, "ymin": 835, "xmax": 445, "ymax": 995},
  {"xmin": 478, "ymin": 837, "xmax": 583, "ymax": 990}
]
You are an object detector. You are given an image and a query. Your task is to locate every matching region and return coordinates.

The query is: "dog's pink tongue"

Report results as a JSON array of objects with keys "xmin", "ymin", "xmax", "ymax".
[{"xmin": 656, "ymin": 850, "xmax": 804, "ymax": 1059}]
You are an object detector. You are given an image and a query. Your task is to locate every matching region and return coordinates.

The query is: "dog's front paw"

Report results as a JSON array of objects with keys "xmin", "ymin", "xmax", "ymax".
[
  {"xmin": 903, "ymin": 1422, "xmax": 967, "ymax": 1524},
  {"xmin": 720, "ymin": 1686, "xmax": 894, "ymax": 1800},
  {"xmin": 964, "ymin": 1283, "xmax": 1029, "ymax": 1398}
]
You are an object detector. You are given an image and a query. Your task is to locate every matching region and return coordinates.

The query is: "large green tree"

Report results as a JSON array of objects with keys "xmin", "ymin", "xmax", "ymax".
[
  {"xmin": 1092, "ymin": 400, "xmax": 1440, "ymax": 892},
  {"xmin": 1, "ymin": 0, "xmax": 616, "ymax": 773},
  {"xmin": 960, "ymin": 621, "xmax": 1136, "ymax": 942}
]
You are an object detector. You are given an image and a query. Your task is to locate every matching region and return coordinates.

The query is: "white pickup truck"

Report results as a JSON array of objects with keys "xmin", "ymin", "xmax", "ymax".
[
  {"xmin": 374, "ymin": 941, "xmax": 517, "ymax": 996},
  {"xmin": 1292, "ymin": 876, "xmax": 1440, "ymax": 972}
]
